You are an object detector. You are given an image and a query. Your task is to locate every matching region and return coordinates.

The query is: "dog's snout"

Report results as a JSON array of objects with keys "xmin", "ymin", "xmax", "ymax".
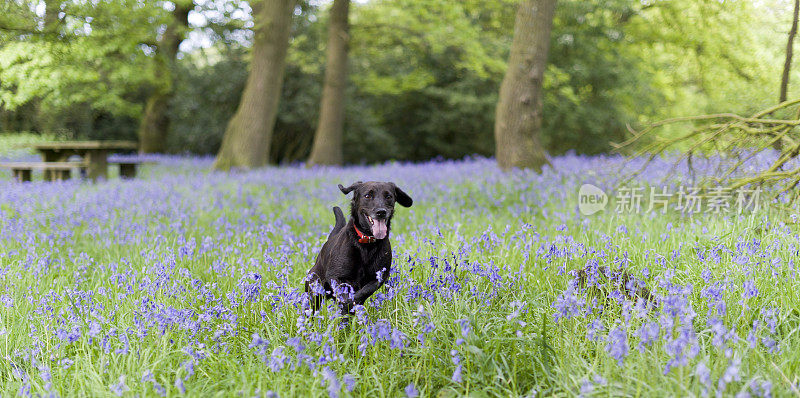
[{"xmin": 375, "ymin": 209, "xmax": 388, "ymax": 219}]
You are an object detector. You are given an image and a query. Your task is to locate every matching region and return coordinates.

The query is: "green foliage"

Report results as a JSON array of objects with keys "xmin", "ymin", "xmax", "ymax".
[
  {"xmin": 167, "ymin": 47, "xmax": 249, "ymax": 155},
  {"xmin": 625, "ymin": 0, "xmax": 798, "ymax": 145},
  {"xmin": 543, "ymin": 0, "xmax": 655, "ymax": 154},
  {"xmin": 344, "ymin": 0, "xmax": 511, "ymax": 161},
  {"xmin": 0, "ymin": 0, "xmax": 161, "ymax": 116}
]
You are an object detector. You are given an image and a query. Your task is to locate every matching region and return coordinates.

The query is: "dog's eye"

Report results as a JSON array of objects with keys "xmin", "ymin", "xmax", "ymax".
[
  {"xmin": 364, "ymin": 193, "xmax": 371, "ymax": 199},
  {"xmin": 385, "ymin": 194, "xmax": 392, "ymax": 199}
]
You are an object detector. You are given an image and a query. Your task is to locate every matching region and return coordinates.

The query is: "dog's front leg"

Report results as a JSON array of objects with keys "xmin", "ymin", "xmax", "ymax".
[
  {"xmin": 353, "ymin": 280, "xmax": 384, "ymax": 306},
  {"xmin": 353, "ymin": 267, "xmax": 390, "ymax": 305}
]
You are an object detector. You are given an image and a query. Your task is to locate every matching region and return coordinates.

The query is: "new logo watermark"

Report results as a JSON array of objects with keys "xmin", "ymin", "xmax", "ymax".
[{"xmin": 578, "ymin": 184, "xmax": 608, "ymax": 215}]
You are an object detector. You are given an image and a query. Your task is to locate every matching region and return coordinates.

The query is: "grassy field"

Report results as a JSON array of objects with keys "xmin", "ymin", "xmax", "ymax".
[{"xmin": 0, "ymin": 153, "xmax": 798, "ymax": 397}]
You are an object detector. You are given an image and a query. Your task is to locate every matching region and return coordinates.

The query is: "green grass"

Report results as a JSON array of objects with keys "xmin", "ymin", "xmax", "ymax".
[{"xmin": 0, "ymin": 157, "xmax": 798, "ymax": 397}]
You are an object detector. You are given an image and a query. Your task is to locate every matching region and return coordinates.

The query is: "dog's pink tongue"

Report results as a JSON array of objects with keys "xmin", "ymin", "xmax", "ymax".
[{"xmin": 372, "ymin": 219, "xmax": 388, "ymax": 239}]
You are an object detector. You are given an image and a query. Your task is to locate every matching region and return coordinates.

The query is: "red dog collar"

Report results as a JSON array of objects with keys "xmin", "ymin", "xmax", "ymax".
[{"xmin": 353, "ymin": 224, "xmax": 376, "ymax": 244}]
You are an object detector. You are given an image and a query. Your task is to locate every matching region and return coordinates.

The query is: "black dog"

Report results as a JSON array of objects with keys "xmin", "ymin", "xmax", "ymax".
[{"xmin": 305, "ymin": 181, "xmax": 413, "ymax": 314}]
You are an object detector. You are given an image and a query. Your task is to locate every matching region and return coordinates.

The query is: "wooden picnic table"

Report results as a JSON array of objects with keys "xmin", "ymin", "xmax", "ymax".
[{"xmin": 31, "ymin": 140, "xmax": 138, "ymax": 181}]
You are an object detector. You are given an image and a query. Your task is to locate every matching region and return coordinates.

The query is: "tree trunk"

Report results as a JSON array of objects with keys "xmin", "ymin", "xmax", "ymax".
[
  {"xmin": 44, "ymin": 0, "xmax": 60, "ymax": 31},
  {"xmin": 494, "ymin": 0, "xmax": 556, "ymax": 172},
  {"xmin": 307, "ymin": 0, "xmax": 350, "ymax": 166},
  {"xmin": 213, "ymin": 0, "xmax": 296, "ymax": 170},
  {"xmin": 138, "ymin": 3, "xmax": 192, "ymax": 153},
  {"xmin": 781, "ymin": 0, "xmax": 799, "ymax": 103},
  {"xmin": 773, "ymin": 0, "xmax": 799, "ymax": 152}
]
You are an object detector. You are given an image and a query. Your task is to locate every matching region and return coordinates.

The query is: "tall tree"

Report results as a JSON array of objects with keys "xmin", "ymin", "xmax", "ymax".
[
  {"xmin": 494, "ymin": 0, "xmax": 556, "ymax": 172},
  {"xmin": 138, "ymin": 2, "xmax": 192, "ymax": 153},
  {"xmin": 213, "ymin": 0, "xmax": 296, "ymax": 170},
  {"xmin": 307, "ymin": 0, "xmax": 350, "ymax": 166},
  {"xmin": 781, "ymin": 0, "xmax": 799, "ymax": 104},
  {"xmin": 0, "ymin": 0, "xmax": 159, "ymax": 133}
]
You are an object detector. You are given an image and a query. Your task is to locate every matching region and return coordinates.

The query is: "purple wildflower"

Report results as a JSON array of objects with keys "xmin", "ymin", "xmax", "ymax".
[
  {"xmin": 451, "ymin": 365, "xmax": 463, "ymax": 383},
  {"xmin": 175, "ymin": 376, "xmax": 186, "ymax": 394},
  {"xmin": 269, "ymin": 347, "xmax": 288, "ymax": 372},
  {"xmin": 717, "ymin": 357, "xmax": 741, "ymax": 395},
  {"xmin": 553, "ymin": 286, "xmax": 585, "ymax": 322},
  {"xmin": 390, "ymin": 329, "xmax": 408, "ymax": 349},
  {"xmin": 342, "ymin": 374, "xmax": 356, "ymax": 392},
  {"xmin": 1, "ymin": 294, "xmax": 13, "ymax": 307},
  {"xmin": 586, "ymin": 319, "xmax": 604, "ymax": 342},
  {"xmin": 579, "ymin": 379, "xmax": 593, "ymax": 397},
  {"xmin": 250, "ymin": 333, "xmax": 270, "ymax": 357},
  {"xmin": 637, "ymin": 321, "xmax": 660, "ymax": 351},
  {"xmin": 606, "ymin": 326, "xmax": 629, "ymax": 365},
  {"xmin": 321, "ymin": 367, "xmax": 341, "ymax": 398},
  {"xmin": 695, "ymin": 362, "xmax": 711, "ymax": 397},
  {"xmin": 405, "ymin": 383, "xmax": 419, "ymax": 398},
  {"xmin": 742, "ymin": 280, "xmax": 758, "ymax": 300},
  {"xmin": 708, "ymin": 317, "xmax": 736, "ymax": 350},
  {"xmin": 450, "ymin": 350, "xmax": 463, "ymax": 383},
  {"xmin": 456, "ymin": 319, "xmax": 472, "ymax": 339},
  {"xmin": 110, "ymin": 376, "xmax": 128, "ymax": 397},
  {"xmin": 663, "ymin": 324, "xmax": 699, "ymax": 374}
]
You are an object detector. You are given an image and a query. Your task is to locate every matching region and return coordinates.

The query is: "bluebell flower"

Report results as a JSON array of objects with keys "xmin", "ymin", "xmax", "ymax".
[
  {"xmin": 404, "ymin": 383, "xmax": 419, "ymax": 398},
  {"xmin": 321, "ymin": 367, "xmax": 341, "ymax": 398},
  {"xmin": 175, "ymin": 375, "xmax": 186, "ymax": 394},
  {"xmin": 695, "ymin": 362, "xmax": 711, "ymax": 397},
  {"xmin": 553, "ymin": 286, "xmax": 585, "ymax": 322},
  {"xmin": 586, "ymin": 319, "xmax": 604, "ymax": 342},
  {"xmin": 717, "ymin": 357, "xmax": 742, "ymax": 395},
  {"xmin": 742, "ymin": 280, "xmax": 758, "ymax": 300},
  {"xmin": 342, "ymin": 374, "xmax": 356, "ymax": 392},
  {"xmin": 269, "ymin": 347, "xmax": 288, "ymax": 372},
  {"xmin": 749, "ymin": 380, "xmax": 772, "ymax": 398},
  {"xmin": 451, "ymin": 364, "xmax": 463, "ymax": 383},
  {"xmin": 606, "ymin": 326, "xmax": 629, "ymax": 365},
  {"xmin": 578, "ymin": 378, "xmax": 594, "ymax": 397},
  {"xmin": 110, "ymin": 376, "xmax": 128, "ymax": 397},
  {"xmin": 636, "ymin": 321, "xmax": 659, "ymax": 352}
]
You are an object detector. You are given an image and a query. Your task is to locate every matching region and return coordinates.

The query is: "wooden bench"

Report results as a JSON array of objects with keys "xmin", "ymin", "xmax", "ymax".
[
  {"xmin": 107, "ymin": 159, "xmax": 146, "ymax": 179},
  {"xmin": 0, "ymin": 162, "xmax": 86, "ymax": 182}
]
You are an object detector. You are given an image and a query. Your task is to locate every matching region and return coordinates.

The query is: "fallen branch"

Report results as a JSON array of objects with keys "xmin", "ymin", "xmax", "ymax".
[{"xmin": 614, "ymin": 99, "xmax": 800, "ymax": 205}]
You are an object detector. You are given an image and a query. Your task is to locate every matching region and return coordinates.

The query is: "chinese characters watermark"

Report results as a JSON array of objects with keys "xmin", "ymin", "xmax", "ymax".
[{"xmin": 578, "ymin": 184, "xmax": 761, "ymax": 215}]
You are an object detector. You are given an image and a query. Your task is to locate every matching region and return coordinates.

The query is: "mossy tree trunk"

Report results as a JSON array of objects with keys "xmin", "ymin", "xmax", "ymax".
[
  {"xmin": 214, "ymin": 0, "xmax": 296, "ymax": 170},
  {"xmin": 494, "ymin": 0, "xmax": 557, "ymax": 172},
  {"xmin": 138, "ymin": 3, "xmax": 192, "ymax": 154},
  {"xmin": 307, "ymin": 0, "xmax": 350, "ymax": 166}
]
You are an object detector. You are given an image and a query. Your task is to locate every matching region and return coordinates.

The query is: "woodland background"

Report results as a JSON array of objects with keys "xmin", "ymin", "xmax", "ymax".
[{"xmin": 0, "ymin": 0, "xmax": 798, "ymax": 164}]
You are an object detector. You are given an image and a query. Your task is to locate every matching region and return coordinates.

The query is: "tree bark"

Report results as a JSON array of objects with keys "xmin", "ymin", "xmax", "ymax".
[
  {"xmin": 307, "ymin": 0, "xmax": 350, "ymax": 166},
  {"xmin": 44, "ymin": 0, "xmax": 60, "ymax": 31},
  {"xmin": 213, "ymin": 0, "xmax": 296, "ymax": 170},
  {"xmin": 494, "ymin": 0, "xmax": 556, "ymax": 172},
  {"xmin": 781, "ymin": 0, "xmax": 799, "ymax": 104},
  {"xmin": 138, "ymin": 3, "xmax": 192, "ymax": 153}
]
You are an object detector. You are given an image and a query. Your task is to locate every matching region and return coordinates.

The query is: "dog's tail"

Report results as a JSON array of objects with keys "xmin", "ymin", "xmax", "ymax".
[{"xmin": 330, "ymin": 206, "xmax": 345, "ymax": 238}]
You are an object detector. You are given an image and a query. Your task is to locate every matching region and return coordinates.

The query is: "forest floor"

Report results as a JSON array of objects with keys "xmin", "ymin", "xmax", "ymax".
[{"xmin": 0, "ymin": 152, "xmax": 796, "ymax": 397}]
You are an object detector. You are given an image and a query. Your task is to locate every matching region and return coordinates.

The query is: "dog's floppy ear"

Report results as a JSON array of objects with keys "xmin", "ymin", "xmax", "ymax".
[
  {"xmin": 338, "ymin": 181, "xmax": 363, "ymax": 195},
  {"xmin": 393, "ymin": 184, "xmax": 413, "ymax": 207}
]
